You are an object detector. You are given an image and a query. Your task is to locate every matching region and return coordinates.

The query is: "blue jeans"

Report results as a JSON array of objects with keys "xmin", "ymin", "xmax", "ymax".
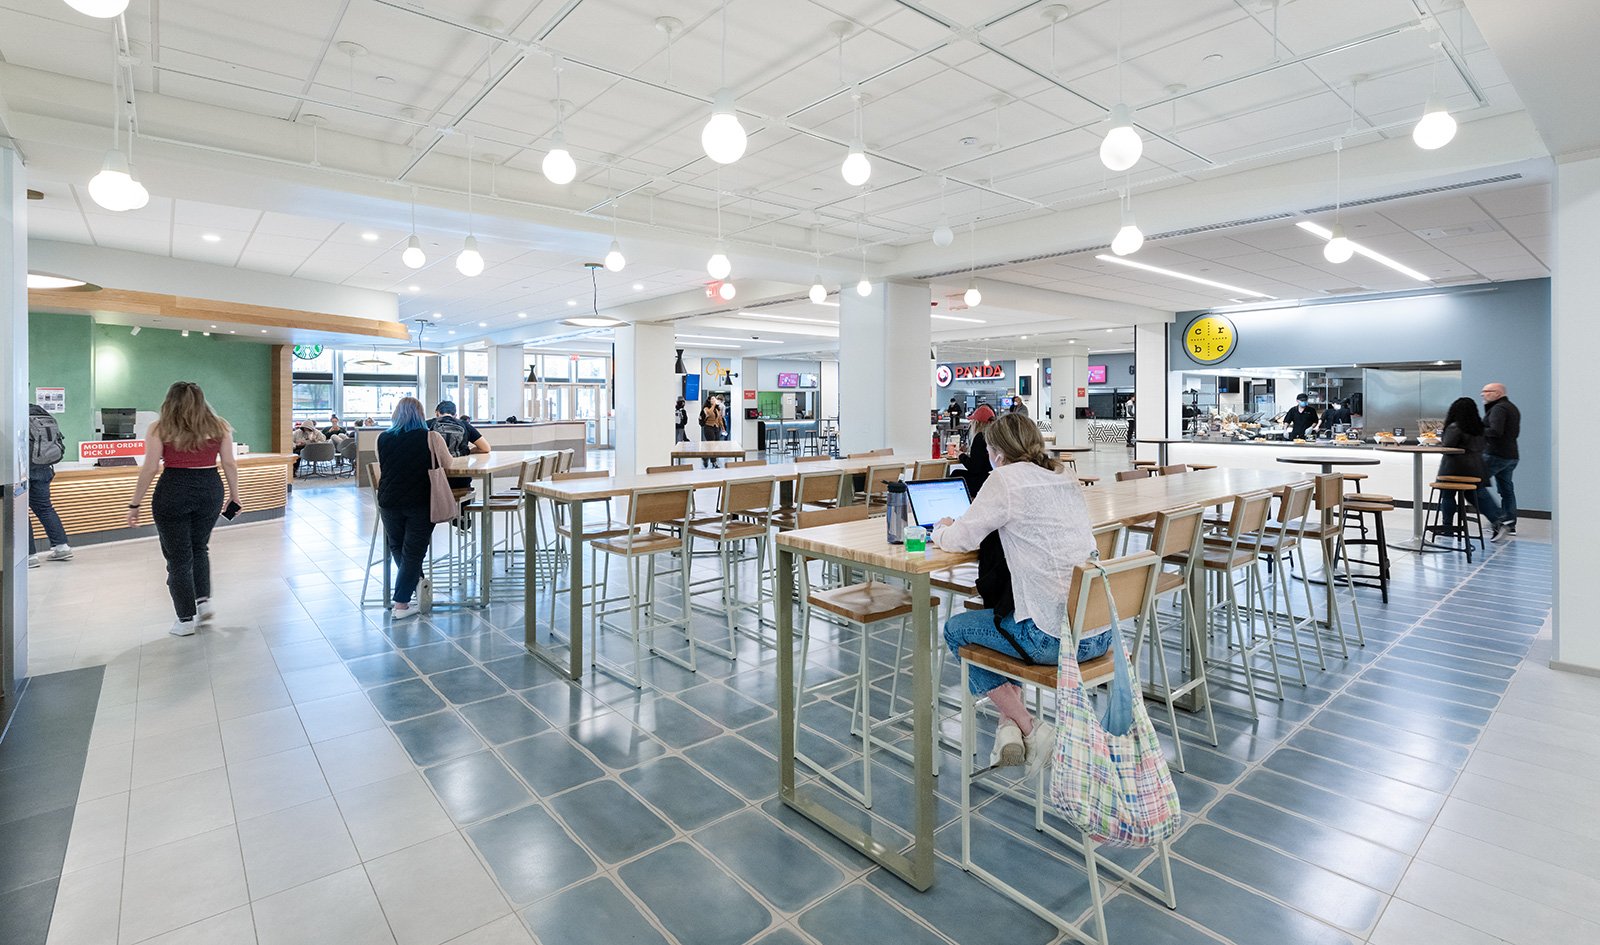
[
  {"xmin": 944, "ymin": 610, "xmax": 1113, "ymax": 696},
  {"xmin": 28, "ymin": 467, "xmax": 69, "ymax": 553},
  {"xmin": 380, "ymin": 504, "xmax": 433, "ymax": 604},
  {"xmin": 1475, "ymin": 454, "xmax": 1518, "ymax": 527}
]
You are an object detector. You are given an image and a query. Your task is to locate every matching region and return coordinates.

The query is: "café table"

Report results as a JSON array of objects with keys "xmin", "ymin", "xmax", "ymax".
[
  {"xmin": 1137, "ymin": 437, "xmax": 1186, "ymax": 466},
  {"xmin": 775, "ymin": 466, "xmax": 1310, "ymax": 891},
  {"xmin": 522, "ymin": 453, "xmax": 926, "ymax": 679},
  {"xmin": 670, "ymin": 441, "xmax": 749, "ymax": 462},
  {"xmin": 1375, "ymin": 444, "xmax": 1465, "ymax": 550},
  {"xmin": 1275, "ymin": 454, "xmax": 1382, "ymax": 476}
]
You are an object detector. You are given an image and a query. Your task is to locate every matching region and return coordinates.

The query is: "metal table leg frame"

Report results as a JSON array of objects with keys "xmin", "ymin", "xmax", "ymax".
[{"xmin": 527, "ymin": 499, "xmax": 583, "ymax": 680}]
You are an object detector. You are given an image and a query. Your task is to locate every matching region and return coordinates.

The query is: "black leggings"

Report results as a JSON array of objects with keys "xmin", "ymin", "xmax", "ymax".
[
  {"xmin": 152, "ymin": 468, "xmax": 224, "ymax": 620},
  {"xmin": 379, "ymin": 503, "xmax": 433, "ymax": 604}
]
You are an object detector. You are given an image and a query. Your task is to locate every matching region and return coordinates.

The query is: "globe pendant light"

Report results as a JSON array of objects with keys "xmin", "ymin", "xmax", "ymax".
[
  {"xmin": 401, "ymin": 188, "xmax": 426, "ymax": 268},
  {"xmin": 707, "ymin": 242, "xmax": 732, "ymax": 280},
  {"xmin": 604, "ymin": 240, "xmax": 626, "ymax": 272},
  {"xmin": 809, "ymin": 278, "xmax": 827, "ymax": 304},
  {"xmin": 963, "ymin": 283, "xmax": 982, "ymax": 307},
  {"xmin": 543, "ymin": 133, "xmax": 577, "ymax": 185},
  {"xmin": 856, "ymin": 278, "xmax": 871, "ymax": 297},
  {"xmin": 1323, "ymin": 139, "xmax": 1351, "ymax": 265},
  {"xmin": 1110, "ymin": 193, "xmax": 1143, "ymax": 256},
  {"xmin": 456, "ymin": 235, "xmax": 485, "ymax": 277},
  {"xmin": 1323, "ymin": 224, "xmax": 1354, "ymax": 264},
  {"xmin": 718, "ymin": 282, "xmax": 737, "ymax": 300},
  {"xmin": 1412, "ymin": 95, "xmax": 1456, "ymax": 150},
  {"xmin": 840, "ymin": 93, "xmax": 871, "ymax": 186},
  {"xmin": 1099, "ymin": 104, "xmax": 1142, "ymax": 172},
  {"xmin": 64, "ymin": 0, "xmax": 129, "ymax": 17},
  {"xmin": 701, "ymin": 4, "xmax": 746, "ymax": 164},
  {"xmin": 88, "ymin": 150, "xmax": 138, "ymax": 212}
]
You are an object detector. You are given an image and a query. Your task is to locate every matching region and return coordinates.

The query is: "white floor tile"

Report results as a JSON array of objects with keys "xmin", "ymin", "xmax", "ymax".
[
  {"xmin": 1416, "ymin": 826, "xmax": 1600, "ymax": 925},
  {"xmin": 364, "ymin": 833, "xmax": 510, "ymax": 945},
  {"xmin": 227, "ymin": 745, "xmax": 331, "ymax": 821},
  {"xmin": 1449, "ymin": 772, "xmax": 1600, "ymax": 841},
  {"xmin": 280, "ymin": 664, "xmax": 360, "ymax": 703},
  {"xmin": 61, "ymin": 793, "xmax": 130, "ymax": 875},
  {"xmin": 78, "ymin": 741, "xmax": 134, "ymax": 803},
  {"xmin": 1396, "ymin": 858, "xmax": 1600, "ymax": 945},
  {"xmin": 219, "ymin": 705, "xmax": 310, "ymax": 763},
  {"xmin": 251, "ymin": 865, "xmax": 396, "ymax": 945},
  {"xmin": 129, "ymin": 722, "xmax": 224, "ymax": 790},
  {"xmin": 129, "ymin": 905, "xmax": 257, "ymax": 945},
  {"xmin": 237, "ymin": 796, "xmax": 361, "ymax": 899},
  {"xmin": 1369, "ymin": 897, "xmax": 1512, "ymax": 945},
  {"xmin": 45, "ymin": 858, "xmax": 122, "ymax": 945},
  {"xmin": 295, "ymin": 691, "xmax": 385, "ymax": 743},
  {"xmin": 333, "ymin": 771, "xmax": 455, "ymax": 861},
  {"xmin": 311, "ymin": 727, "xmax": 414, "ymax": 794},
  {"xmin": 118, "ymin": 826, "xmax": 248, "ymax": 945},
  {"xmin": 125, "ymin": 766, "xmax": 235, "ymax": 854},
  {"xmin": 442, "ymin": 915, "xmax": 535, "ymax": 945}
]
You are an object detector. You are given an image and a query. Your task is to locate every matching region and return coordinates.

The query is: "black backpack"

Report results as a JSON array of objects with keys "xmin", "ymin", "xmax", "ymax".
[
  {"xmin": 431, "ymin": 416, "xmax": 470, "ymax": 457},
  {"xmin": 29, "ymin": 413, "xmax": 65, "ymax": 466}
]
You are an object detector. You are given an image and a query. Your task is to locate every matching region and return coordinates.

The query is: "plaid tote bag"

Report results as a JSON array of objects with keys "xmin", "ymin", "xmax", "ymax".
[{"xmin": 1047, "ymin": 562, "xmax": 1181, "ymax": 847}]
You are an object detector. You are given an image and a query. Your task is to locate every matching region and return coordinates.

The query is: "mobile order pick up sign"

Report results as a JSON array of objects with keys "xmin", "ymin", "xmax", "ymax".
[{"xmin": 79, "ymin": 439, "xmax": 146, "ymax": 462}]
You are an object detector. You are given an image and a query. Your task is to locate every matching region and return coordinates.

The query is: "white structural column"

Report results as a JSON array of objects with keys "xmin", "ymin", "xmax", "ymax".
[
  {"xmin": 1047, "ymin": 352, "xmax": 1088, "ymax": 445},
  {"xmin": 615, "ymin": 322, "xmax": 676, "ymax": 476},
  {"xmin": 839, "ymin": 281, "xmax": 932, "ymax": 455},
  {"xmin": 1552, "ymin": 155, "xmax": 1600, "ymax": 673},
  {"xmin": 418, "ymin": 355, "xmax": 442, "ymax": 413},
  {"xmin": 490, "ymin": 345, "xmax": 525, "ymax": 421},
  {"xmin": 1134, "ymin": 321, "xmax": 1169, "ymax": 464},
  {"xmin": 1, "ymin": 146, "xmax": 29, "ymax": 689}
]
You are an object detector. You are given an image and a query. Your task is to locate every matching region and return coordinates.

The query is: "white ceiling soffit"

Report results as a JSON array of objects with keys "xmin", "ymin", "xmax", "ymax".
[{"xmin": 1463, "ymin": 0, "xmax": 1600, "ymax": 159}]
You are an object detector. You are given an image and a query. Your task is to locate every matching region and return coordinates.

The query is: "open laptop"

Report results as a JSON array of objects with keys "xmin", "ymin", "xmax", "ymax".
[{"xmin": 904, "ymin": 477, "xmax": 972, "ymax": 530}]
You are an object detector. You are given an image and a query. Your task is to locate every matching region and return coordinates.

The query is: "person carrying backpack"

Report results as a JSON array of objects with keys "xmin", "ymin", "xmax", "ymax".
[
  {"xmin": 427, "ymin": 400, "xmax": 489, "ymax": 488},
  {"xmin": 28, "ymin": 403, "xmax": 73, "ymax": 567}
]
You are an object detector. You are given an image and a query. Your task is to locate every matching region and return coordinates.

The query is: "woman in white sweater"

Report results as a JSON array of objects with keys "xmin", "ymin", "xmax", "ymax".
[{"xmin": 932, "ymin": 412, "xmax": 1110, "ymax": 774}]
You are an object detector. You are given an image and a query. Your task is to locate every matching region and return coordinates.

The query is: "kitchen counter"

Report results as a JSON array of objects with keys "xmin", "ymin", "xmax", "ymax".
[{"xmin": 1157, "ymin": 438, "xmax": 1444, "ymax": 508}]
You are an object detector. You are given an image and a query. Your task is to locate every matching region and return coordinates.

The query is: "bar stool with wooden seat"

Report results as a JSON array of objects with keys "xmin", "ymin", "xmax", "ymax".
[
  {"xmin": 1248, "ymin": 481, "xmax": 1323, "ymax": 681},
  {"xmin": 772, "ymin": 468, "xmax": 846, "ymax": 531},
  {"xmin": 793, "ymin": 505, "xmax": 940, "ymax": 809},
  {"xmin": 1341, "ymin": 493, "xmax": 1394, "ymax": 604},
  {"xmin": 1305, "ymin": 474, "xmax": 1361, "ymax": 654},
  {"xmin": 547, "ymin": 470, "xmax": 630, "ymax": 639},
  {"xmin": 957, "ymin": 551, "xmax": 1177, "ymax": 944},
  {"xmin": 1127, "ymin": 505, "xmax": 1217, "ymax": 772},
  {"xmin": 688, "ymin": 476, "xmax": 778, "ymax": 655},
  {"xmin": 461, "ymin": 457, "xmax": 538, "ymax": 578},
  {"xmin": 589, "ymin": 484, "xmax": 698, "ymax": 688},
  {"xmin": 1422, "ymin": 478, "xmax": 1483, "ymax": 562}
]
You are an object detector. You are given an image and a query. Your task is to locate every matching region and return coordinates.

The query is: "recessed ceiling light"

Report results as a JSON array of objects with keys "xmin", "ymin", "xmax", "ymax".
[
  {"xmin": 1106, "ymin": 328, "xmax": 1114, "ymax": 333},
  {"xmin": 735, "ymin": 312, "xmax": 836, "ymax": 325},
  {"xmin": 259, "ymin": 329, "xmax": 268, "ymax": 333},
  {"xmin": 1295, "ymin": 221, "xmax": 1430, "ymax": 282},
  {"xmin": 478, "ymin": 321, "xmax": 487, "ymax": 327},
  {"xmin": 210, "ymin": 324, "xmax": 217, "ymax": 328},
  {"xmin": 448, "ymin": 329, "xmax": 456, "ymax": 335},
  {"xmin": 517, "ymin": 312, "xmax": 528, "ymax": 318},
  {"xmin": 361, "ymin": 231, "xmax": 379, "ymax": 241},
  {"xmin": 1020, "ymin": 335, "xmax": 1028, "ymax": 340},
  {"xmin": 1068, "ymin": 339, "xmax": 1075, "ymax": 344},
  {"xmin": 202, "ymin": 233, "xmax": 222, "ymax": 243},
  {"xmin": 566, "ymin": 299, "xmax": 578, "ymax": 306},
  {"xmin": 632, "ymin": 283, "xmax": 644, "ymax": 291},
  {"xmin": 931, "ymin": 313, "xmax": 985, "ymax": 324},
  {"xmin": 408, "ymin": 285, "xmax": 421, "ymax": 293},
  {"xmin": 1095, "ymin": 254, "xmax": 1275, "ymax": 299}
]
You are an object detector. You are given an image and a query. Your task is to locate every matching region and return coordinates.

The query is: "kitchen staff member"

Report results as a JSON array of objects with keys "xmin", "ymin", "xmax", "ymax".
[
  {"xmin": 1283, "ymin": 395, "xmax": 1319, "ymax": 439},
  {"xmin": 1321, "ymin": 399, "xmax": 1353, "ymax": 430}
]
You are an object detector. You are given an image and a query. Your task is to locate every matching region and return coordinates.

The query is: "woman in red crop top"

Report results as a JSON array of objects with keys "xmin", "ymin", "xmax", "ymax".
[{"xmin": 128, "ymin": 382, "xmax": 242, "ymax": 636}]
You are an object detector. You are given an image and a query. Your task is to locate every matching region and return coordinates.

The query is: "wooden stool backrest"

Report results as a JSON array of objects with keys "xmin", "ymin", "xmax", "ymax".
[
  {"xmin": 913, "ymin": 459, "xmax": 950, "ymax": 481},
  {"xmin": 1149, "ymin": 505, "xmax": 1206, "ymax": 559},
  {"xmin": 646, "ymin": 464, "xmax": 692, "ymax": 474},
  {"xmin": 558, "ymin": 449, "xmax": 575, "ymax": 473},
  {"xmin": 721, "ymin": 477, "xmax": 776, "ymax": 515},
  {"xmin": 369, "ymin": 462, "xmax": 381, "ymax": 489},
  {"xmin": 1225, "ymin": 490, "xmax": 1274, "ymax": 537},
  {"xmin": 1065, "ymin": 551, "xmax": 1159, "ymax": 644},
  {"xmin": 863, "ymin": 464, "xmax": 904, "ymax": 502},
  {"xmin": 1158, "ymin": 464, "xmax": 1189, "ymax": 476},
  {"xmin": 796, "ymin": 455, "xmax": 830, "ymax": 464},
  {"xmin": 796, "ymin": 504, "xmax": 871, "ymax": 529},
  {"xmin": 1275, "ymin": 481, "xmax": 1315, "ymax": 532},
  {"xmin": 554, "ymin": 470, "xmax": 608, "ymax": 482},
  {"xmin": 727, "ymin": 458, "xmax": 767, "ymax": 468},
  {"xmin": 629, "ymin": 485, "xmax": 695, "ymax": 526},
  {"xmin": 797, "ymin": 469, "xmax": 846, "ymax": 506},
  {"xmin": 1116, "ymin": 468, "xmax": 1153, "ymax": 482},
  {"xmin": 1313, "ymin": 472, "xmax": 1345, "ymax": 527},
  {"xmin": 1092, "ymin": 522, "xmax": 1124, "ymax": 560},
  {"xmin": 514, "ymin": 459, "xmax": 538, "ymax": 490}
]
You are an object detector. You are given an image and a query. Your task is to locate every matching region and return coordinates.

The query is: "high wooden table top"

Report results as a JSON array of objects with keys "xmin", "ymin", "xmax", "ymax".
[
  {"xmin": 1375, "ymin": 444, "xmax": 1464, "ymax": 455},
  {"xmin": 445, "ymin": 450, "xmax": 555, "ymax": 477},
  {"xmin": 776, "ymin": 467, "xmax": 1311, "ymax": 568},
  {"xmin": 1047, "ymin": 444, "xmax": 1096, "ymax": 454},
  {"xmin": 670, "ymin": 441, "xmax": 748, "ymax": 458},
  {"xmin": 525, "ymin": 453, "xmax": 925, "ymax": 502}
]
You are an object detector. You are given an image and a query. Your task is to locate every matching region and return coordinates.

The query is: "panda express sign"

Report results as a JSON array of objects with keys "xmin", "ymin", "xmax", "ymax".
[{"xmin": 948, "ymin": 363, "xmax": 1005, "ymax": 380}]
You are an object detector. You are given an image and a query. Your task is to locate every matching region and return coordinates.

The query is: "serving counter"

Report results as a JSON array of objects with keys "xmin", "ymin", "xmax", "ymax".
[
  {"xmin": 30, "ymin": 454, "xmax": 296, "ymax": 546},
  {"xmin": 1153, "ymin": 438, "xmax": 1444, "ymax": 509}
]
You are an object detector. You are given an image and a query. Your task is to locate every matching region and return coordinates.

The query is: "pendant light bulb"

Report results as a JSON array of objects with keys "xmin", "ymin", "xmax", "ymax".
[
  {"xmin": 456, "ymin": 235, "xmax": 485, "ymax": 277},
  {"xmin": 1412, "ymin": 96, "xmax": 1457, "ymax": 150},
  {"xmin": 841, "ymin": 140, "xmax": 872, "ymax": 187},
  {"xmin": 64, "ymin": 0, "xmax": 130, "ymax": 17},
  {"xmin": 701, "ymin": 89, "xmax": 747, "ymax": 165},
  {"xmin": 604, "ymin": 240, "xmax": 626, "ymax": 272},
  {"xmin": 88, "ymin": 150, "xmax": 137, "ymax": 212},
  {"xmin": 706, "ymin": 242, "xmax": 732, "ymax": 281},
  {"xmin": 402, "ymin": 234, "xmax": 426, "ymax": 269},
  {"xmin": 121, "ymin": 168, "xmax": 150, "ymax": 211},
  {"xmin": 542, "ymin": 133, "xmax": 577, "ymax": 185},
  {"xmin": 1323, "ymin": 224, "xmax": 1355, "ymax": 264},
  {"xmin": 856, "ymin": 279, "xmax": 872, "ymax": 297},
  {"xmin": 1099, "ymin": 104, "xmax": 1143, "ymax": 172},
  {"xmin": 808, "ymin": 279, "xmax": 827, "ymax": 304},
  {"xmin": 1111, "ymin": 203, "xmax": 1143, "ymax": 256},
  {"xmin": 932, "ymin": 222, "xmax": 954, "ymax": 247},
  {"xmin": 964, "ymin": 284, "xmax": 982, "ymax": 307},
  {"xmin": 718, "ymin": 282, "xmax": 737, "ymax": 301}
]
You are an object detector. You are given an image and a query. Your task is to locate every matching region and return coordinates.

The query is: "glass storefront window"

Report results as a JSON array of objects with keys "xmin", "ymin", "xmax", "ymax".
[
  {"xmin": 577, "ymin": 357, "xmax": 606, "ymax": 381},
  {"xmin": 541, "ymin": 355, "xmax": 572, "ymax": 381},
  {"xmin": 341, "ymin": 351, "xmax": 419, "ymax": 376},
  {"xmin": 343, "ymin": 382, "xmax": 418, "ymax": 423},
  {"xmin": 293, "ymin": 381, "xmax": 333, "ymax": 419}
]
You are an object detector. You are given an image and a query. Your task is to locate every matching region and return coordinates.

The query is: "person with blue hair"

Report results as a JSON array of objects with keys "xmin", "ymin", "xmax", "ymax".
[{"xmin": 376, "ymin": 396, "xmax": 443, "ymax": 618}]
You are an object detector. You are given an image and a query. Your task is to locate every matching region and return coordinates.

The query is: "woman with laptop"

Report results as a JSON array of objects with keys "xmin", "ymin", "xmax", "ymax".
[{"xmin": 931, "ymin": 412, "xmax": 1109, "ymax": 774}]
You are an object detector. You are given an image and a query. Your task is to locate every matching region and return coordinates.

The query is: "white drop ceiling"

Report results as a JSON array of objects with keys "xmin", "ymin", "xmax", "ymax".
[{"xmin": 0, "ymin": 0, "xmax": 1557, "ymax": 356}]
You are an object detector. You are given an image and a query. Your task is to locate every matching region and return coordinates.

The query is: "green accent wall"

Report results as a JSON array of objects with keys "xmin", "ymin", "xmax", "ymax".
[{"xmin": 27, "ymin": 312, "xmax": 274, "ymax": 454}]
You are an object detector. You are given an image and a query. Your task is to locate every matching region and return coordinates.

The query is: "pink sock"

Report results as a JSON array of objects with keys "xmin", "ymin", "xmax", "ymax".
[{"xmin": 986, "ymin": 683, "xmax": 1034, "ymax": 736}]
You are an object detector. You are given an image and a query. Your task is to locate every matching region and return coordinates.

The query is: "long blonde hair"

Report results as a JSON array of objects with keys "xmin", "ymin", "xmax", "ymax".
[
  {"xmin": 152, "ymin": 381, "xmax": 230, "ymax": 451},
  {"xmin": 984, "ymin": 413, "xmax": 1061, "ymax": 472}
]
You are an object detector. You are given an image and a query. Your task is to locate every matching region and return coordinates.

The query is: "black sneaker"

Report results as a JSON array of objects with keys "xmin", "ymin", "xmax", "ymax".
[
  {"xmin": 1507, "ymin": 521, "xmax": 1517, "ymax": 534},
  {"xmin": 1490, "ymin": 522, "xmax": 1510, "ymax": 542}
]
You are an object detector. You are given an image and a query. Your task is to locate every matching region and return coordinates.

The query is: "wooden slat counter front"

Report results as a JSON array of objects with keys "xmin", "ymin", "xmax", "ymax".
[{"xmin": 30, "ymin": 454, "xmax": 296, "ymax": 544}]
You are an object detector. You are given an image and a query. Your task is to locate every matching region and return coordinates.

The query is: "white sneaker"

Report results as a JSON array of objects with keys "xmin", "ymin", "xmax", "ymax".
[
  {"xmin": 169, "ymin": 618, "xmax": 197, "ymax": 637},
  {"xmin": 27, "ymin": 555, "xmax": 40, "ymax": 569},
  {"xmin": 989, "ymin": 721, "xmax": 1025, "ymax": 768},
  {"xmin": 391, "ymin": 601, "xmax": 419, "ymax": 620},
  {"xmin": 1024, "ymin": 722, "xmax": 1056, "ymax": 782},
  {"xmin": 196, "ymin": 598, "xmax": 215, "ymax": 622},
  {"xmin": 48, "ymin": 544, "xmax": 73, "ymax": 561}
]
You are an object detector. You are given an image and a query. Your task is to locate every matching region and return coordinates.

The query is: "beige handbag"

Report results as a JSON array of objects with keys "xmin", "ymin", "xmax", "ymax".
[{"xmin": 426, "ymin": 431, "xmax": 458, "ymax": 524}]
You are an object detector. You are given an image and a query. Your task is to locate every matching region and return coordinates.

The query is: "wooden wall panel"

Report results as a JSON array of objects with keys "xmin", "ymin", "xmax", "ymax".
[
  {"xmin": 269, "ymin": 345, "xmax": 292, "ymax": 454},
  {"xmin": 30, "ymin": 457, "xmax": 293, "ymax": 540}
]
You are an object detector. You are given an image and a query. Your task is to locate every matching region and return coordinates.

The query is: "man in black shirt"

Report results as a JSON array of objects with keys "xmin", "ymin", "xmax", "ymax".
[
  {"xmin": 1478, "ymin": 382, "xmax": 1521, "ymax": 540},
  {"xmin": 1283, "ymin": 395, "xmax": 1318, "ymax": 439},
  {"xmin": 428, "ymin": 400, "xmax": 489, "ymax": 491}
]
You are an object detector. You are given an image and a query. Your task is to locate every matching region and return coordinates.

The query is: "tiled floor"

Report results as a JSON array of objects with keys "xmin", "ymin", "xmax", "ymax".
[{"xmin": 7, "ymin": 447, "xmax": 1590, "ymax": 945}]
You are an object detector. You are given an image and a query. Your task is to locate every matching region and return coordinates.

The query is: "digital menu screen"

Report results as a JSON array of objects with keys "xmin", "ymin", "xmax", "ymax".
[
  {"xmin": 777, "ymin": 372, "xmax": 800, "ymax": 388},
  {"xmin": 1087, "ymin": 365, "xmax": 1107, "ymax": 384}
]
